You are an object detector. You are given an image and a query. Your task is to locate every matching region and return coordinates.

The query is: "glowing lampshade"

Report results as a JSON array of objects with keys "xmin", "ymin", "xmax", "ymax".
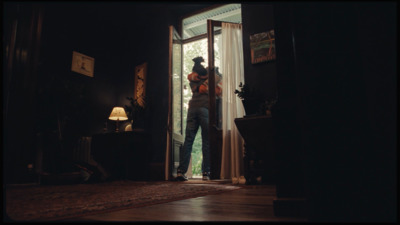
[
  {"xmin": 108, "ymin": 107, "xmax": 128, "ymax": 132},
  {"xmin": 109, "ymin": 107, "xmax": 128, "ymax": 121}
]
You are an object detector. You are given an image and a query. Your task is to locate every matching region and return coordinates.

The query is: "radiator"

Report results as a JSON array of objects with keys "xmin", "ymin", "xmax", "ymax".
[{"xmin": 73, "ymin": 137, "xmax": 92, "ymax": 163}]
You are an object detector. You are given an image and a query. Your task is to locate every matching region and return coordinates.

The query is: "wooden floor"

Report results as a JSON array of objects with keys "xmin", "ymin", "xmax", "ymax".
[{"xmin": 60, "ymin": 179, "xmax": 308, "ymax": 222}]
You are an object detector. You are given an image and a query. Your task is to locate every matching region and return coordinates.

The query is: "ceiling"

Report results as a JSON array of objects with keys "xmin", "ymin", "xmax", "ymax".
[{"xmin": 182, "ymin": 4, "xmax": 242, "ymax": 39}]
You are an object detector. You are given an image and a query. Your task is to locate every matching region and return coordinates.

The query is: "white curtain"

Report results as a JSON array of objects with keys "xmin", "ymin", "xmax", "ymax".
[{"xmin": 219, "ymin": 22, "xmax": 246, "ymax": 184}]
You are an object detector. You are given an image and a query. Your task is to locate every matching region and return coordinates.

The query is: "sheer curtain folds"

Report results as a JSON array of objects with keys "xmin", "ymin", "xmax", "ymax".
[{"xmin": 220, "ymin": 22, "xmax": 246, "ymax": 184}]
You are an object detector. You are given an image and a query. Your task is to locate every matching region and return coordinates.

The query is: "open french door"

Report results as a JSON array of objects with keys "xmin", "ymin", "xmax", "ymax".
[
  {"xmin": 207, "ymin": 20, "xmax": 223, "ymax": 179},
  {"xmin": 166, "ymin": 26, "xmax": 184, "ymax": 180}
]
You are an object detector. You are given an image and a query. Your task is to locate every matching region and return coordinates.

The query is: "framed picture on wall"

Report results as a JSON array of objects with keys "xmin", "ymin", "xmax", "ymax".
[
  {"xmin": 134, "ymin": 62, "xmax": 147, "ymax": 108},
  {"xmin": 250, "ymin": 29, "xmax": 276, "ymax": 64},
  {"xmin": 71, "ymin": 51, "xmax": 95, "ymax": 77}
]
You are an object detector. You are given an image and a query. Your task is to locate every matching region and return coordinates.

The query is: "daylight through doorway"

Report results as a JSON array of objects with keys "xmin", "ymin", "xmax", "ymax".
[{"xmin": 182, "ymin": 37, "xmax": 220, "ymax": 177}]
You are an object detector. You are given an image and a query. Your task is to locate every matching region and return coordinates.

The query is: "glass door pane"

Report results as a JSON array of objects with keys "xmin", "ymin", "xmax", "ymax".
[
  {"xmin": 172, "ymin": 38, "xmax": 182, "ymax": 135},
  {"xmin": 169, "ymin": 26, "xmax": 184, "ymax": 179}
]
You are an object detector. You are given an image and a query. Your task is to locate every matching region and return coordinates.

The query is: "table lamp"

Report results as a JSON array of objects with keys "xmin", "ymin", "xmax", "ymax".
[{"xmin": 109, "ymin": 107, "xmax": 128, "ymax": 132}]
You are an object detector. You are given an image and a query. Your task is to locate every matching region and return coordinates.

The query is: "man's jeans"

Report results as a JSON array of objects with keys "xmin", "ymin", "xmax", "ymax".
[{"xmin": 178, "ymin": 107, "xmax": 209, "ymax": 174}]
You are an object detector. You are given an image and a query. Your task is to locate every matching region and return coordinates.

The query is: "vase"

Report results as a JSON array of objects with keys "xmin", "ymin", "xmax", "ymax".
[
  {"xmin": 124, "ymin": 120, "xmax": 133, "ymax": 131},
  {"xmin": 242, "ymin": 100, "xmax": 259, "ymax": 116}
]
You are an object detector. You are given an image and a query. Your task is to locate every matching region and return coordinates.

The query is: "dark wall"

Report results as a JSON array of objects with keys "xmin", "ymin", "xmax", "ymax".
[
  {"xmin": 39, "ymin": 3, "xmax": 115, "ymax": 135},
  {"xmin": 3, "ymin": 3, "xmax": 44, "ymax": 183},
  {"xmin": 242, "ymin": 3, "xmax": 277, "ymax": 101},
  {"xmin": 274, "ymin": 2, "xmax": 397, "ymax": 222}
]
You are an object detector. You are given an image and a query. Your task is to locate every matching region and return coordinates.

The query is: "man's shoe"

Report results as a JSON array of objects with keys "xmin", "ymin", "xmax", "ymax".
[
  {"xmin": 202, "ymin": 172, "xmax": 210, "ymax": 181},
  {"xmin": 176, "ymin": 172, "xmax": 188, "ymax": 181}
]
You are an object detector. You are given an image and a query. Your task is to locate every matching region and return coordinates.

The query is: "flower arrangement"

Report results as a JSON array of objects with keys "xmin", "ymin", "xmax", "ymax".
[
  {"xmin": 234, "ymin": 82, "xmax": 258, "ymax": 100},
  {"xmin": 234, "ymin": 82, "xmax": 263, "ymax": 115}
]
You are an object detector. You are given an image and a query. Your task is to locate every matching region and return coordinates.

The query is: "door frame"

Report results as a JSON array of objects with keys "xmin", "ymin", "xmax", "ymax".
[
  {"xmin": 166, "ymin": 26, "xmax": 184, "ymax": 180},
  {"xmin": 207, "ymin": 20, "xmax": 223, "ymax": 179}
]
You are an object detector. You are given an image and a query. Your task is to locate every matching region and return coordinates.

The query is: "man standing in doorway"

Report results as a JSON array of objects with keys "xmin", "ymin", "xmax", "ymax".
[{"xmin": 176, "ymin": 57, "xmax": 222, "ymax": 181}]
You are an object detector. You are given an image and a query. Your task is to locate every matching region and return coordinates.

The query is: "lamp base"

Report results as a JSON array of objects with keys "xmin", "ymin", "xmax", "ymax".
[{"xmin": 115, "ymin": 120, "xmax": 120, "ymax": 132}]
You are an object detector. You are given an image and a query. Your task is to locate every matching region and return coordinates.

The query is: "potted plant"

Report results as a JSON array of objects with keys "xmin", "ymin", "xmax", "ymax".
[{"xmin": 234, "ymin": 82, "xmax": 264, "ymax": 115}]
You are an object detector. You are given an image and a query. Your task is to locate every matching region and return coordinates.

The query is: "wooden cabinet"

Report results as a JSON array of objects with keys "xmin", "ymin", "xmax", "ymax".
[
  {"xmin": 234, "ymin": 115, "xmax": 276, "ymax": 184},
  {"xmin": 91, "ymin": 131, "xmax": 151, "ymax": 181}
]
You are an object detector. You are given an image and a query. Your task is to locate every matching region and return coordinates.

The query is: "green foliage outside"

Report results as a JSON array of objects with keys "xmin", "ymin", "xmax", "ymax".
[{"xmin": 191, "ymin": 132, "xmax": 203, "ymax": 176}]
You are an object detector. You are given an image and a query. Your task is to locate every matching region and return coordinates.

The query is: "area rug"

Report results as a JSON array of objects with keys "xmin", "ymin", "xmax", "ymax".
[{"xmin": 5, "ymin": 180, "xmax": 241, "ymax": 222}]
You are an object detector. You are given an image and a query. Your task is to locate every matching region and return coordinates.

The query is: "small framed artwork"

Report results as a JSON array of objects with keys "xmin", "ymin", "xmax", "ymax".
[
  {"xmin": 71, "ymin": 51, "xmax": 95, "ymax": 77},
  {"xmin": 250, "ymin": 29, "xmax": 276, "ymax": 64},
  {"xmin": 134, "ymin": 62, "xmax": 147, "ymax": 108}
]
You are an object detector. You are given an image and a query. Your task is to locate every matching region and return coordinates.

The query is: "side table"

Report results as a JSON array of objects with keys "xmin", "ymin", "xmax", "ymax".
[{"xmin": 234, "ymin": 115, "xmax": 276, "ymax": 184}]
